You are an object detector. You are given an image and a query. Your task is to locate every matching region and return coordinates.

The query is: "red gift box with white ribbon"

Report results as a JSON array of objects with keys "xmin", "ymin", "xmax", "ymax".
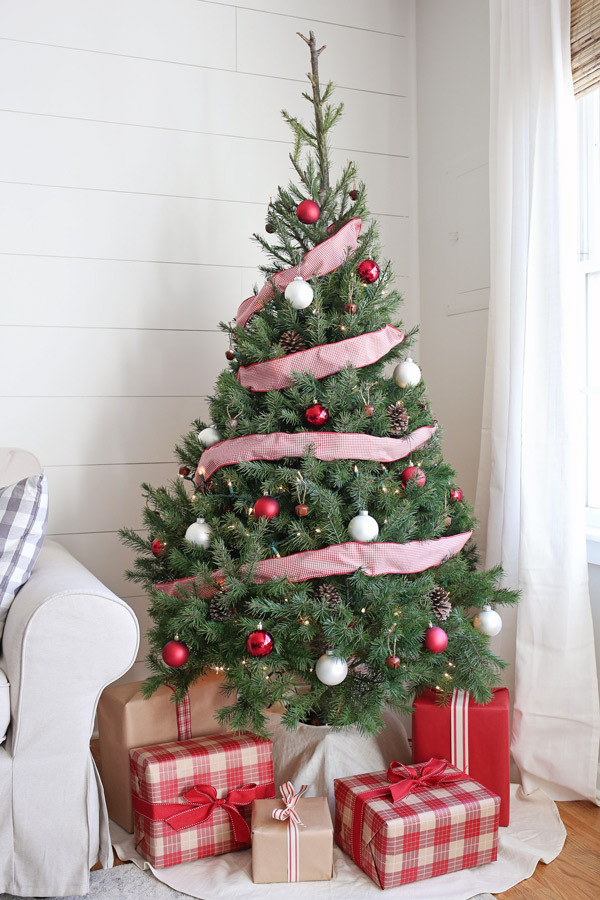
[
  {"xmin": 130, "ymin": 732, "xmax": 275, "ymax": 867},
  {"xmin": 334, "ymin": 759, "xmax": 500, "ymax": 890},
  {"xmin": 412, "ymin": 688, "xmax": 510, "ymax": 826}
]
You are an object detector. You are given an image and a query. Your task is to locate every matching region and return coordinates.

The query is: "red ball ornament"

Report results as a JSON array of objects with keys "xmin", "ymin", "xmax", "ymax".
[
  {"xmin": 305, "ymin": 403, "xmax": 329, "ymax": 427},
  {"xmin": 450, "ymin": 488, "xmax": 464, "ymax": 502},
  {"xmin": 162, "ymin": 639, "xmax": 190, "ymax": 667},
  {"xmin": 296, "ymin": 199, "xmax": 321, "ymax": 224},
  {"xmin": 401, "ymin": 465, "xmax": 426, "ymax": 487},
  {"xmin": 253, "ymin": 496, "xmax": 280, "ymax": 520},
  {"xmin": 344, "ymin": 301, "xmax": 358, "ymax": 314},
  {"xmin": 357, "ymin": 259, "xmax": 380, "ymax": 284},
  {"xmin": 246, "ymin": 629, "xmax": 274, "ymax": 658},
  {"xmin": 295, "ymin": 503, "xmax": 309, "ymax": 517},
  {"xmin": 423, "ymin": 626, "xmax": 448, "ymax": 654},
  {"xmin": 151, "ymin": 538, "xmax": 166, "ymax": 557}
]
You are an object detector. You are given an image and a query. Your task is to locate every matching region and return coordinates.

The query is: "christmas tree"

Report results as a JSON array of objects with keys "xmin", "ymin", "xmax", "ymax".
[{"xmin": 120, "ymin": 32, "xmax": 518, "ymax": 736}]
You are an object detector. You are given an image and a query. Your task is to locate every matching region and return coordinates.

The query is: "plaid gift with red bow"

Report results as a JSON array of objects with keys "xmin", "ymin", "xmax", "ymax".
[
  {"xmin": 130, "ymin": 732, "xmax": 275, "ymax": 867},
  {"xmin": 334, "ymin": 759, "xmax": 499, "ymax": 889}
]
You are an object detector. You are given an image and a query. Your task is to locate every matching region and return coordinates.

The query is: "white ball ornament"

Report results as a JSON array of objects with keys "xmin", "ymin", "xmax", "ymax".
[
  {"xmin": 473, "ymin": 605, "xmax": 502, "ymax": 637},
  {"xmin": 348, "ymin": 510, "xmax": 379, "ymax": 542},
  {"xmin": 185, "ymin": 516, "xmax": 212, "ymax": 549},
  {"xmin": 315, "ymin": 650, "xmax": 348, "ymax": 686},
  {"xmin": 198, "ymin": 425, "xmax": 222, "ymax": 447},
  {"xmin": 394, "ymin": 357, "xmax": 421, "ymax": 388},
  {"xmin": 284, "ymin": 276, "xmax": 314, "ymax": 310}
]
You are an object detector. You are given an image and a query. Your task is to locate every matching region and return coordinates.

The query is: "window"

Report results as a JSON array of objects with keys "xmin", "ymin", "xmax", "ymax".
[{"xmin": 577, "ymin": 88, "xmax": 600, "ymax": 550}]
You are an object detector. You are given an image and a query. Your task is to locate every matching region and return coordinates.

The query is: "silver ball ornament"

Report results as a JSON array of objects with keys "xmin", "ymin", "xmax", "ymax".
[
  {"xmin": 315, "ymin": 650, "xmax": 348, "ymax": 686},
  {"xmin": 198, "ymin": 425, "xmax": 222, "ymax": 447},
  {"xmin": 348, "ymin": 510, "xmax": 379, "ymax": 542},
  {"xmin": 473, "ymin": 605, "xmax": 502, "ymax": 637},
  {"xmin": 284, "ymin": 276, "xmax": 314, "ymax": 310},
  {"xmin": 394, "ymin": 357, "xmax": 421, "ymax": 388},
  {"xmin": 185, "ymin": 516, "xmax": 211, "ymax": 549}
]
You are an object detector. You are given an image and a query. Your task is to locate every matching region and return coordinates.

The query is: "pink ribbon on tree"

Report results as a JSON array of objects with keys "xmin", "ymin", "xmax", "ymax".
[
  {"xmin": 350, "ymin": 759, "xmax": 468, "ymax": 867},
  {"xmin": 236, "ymin": 324, "xmax": 405, "ymax": 392},
  {"xmin": 272, "ymin": 782, "xmax": 308, "ymax": 882},
  {"xmin": 132, "ymin": 781, "xmax": 274, "ymax": 844},
  {"xmin": 195, "ymin": 424, "xmax": 438, "ymax": 482},
  {"xmin": 236, "ymin": 218, "xmax": 362, "ymax": 328}
]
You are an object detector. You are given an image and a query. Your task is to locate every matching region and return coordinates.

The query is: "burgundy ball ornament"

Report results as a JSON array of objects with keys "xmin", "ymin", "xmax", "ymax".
[
  {"xmin": 357, "ymin": 259, "xmax": 379, "ymax": 284},
  {"xmin": 162, "ymin": 639, "xmax": 190, "ymax": 668},
  {"xmin": 401, "ymin": 465, "xmax": 426, "ymax": 487},
  {"xmin": 344, "ymin": 301, "xmax": 358, "ymax": 314},
  {"xmin": 178, "ymin": 465, "xmax": 191, "ymax": 478},
  {"xmin": 305, "ymin": 403, "xmax": 329, "ymax": 427},
  {"xmin": 295, "ymin": 503, "xmax": 309, "ymax": 517},
  {"xmin": 296, "ymin": 199, "xmax": 321, "ymax": 224},
  {"xmin": 349, "ymin": 188, "xmax": 359, "ymax": 201},
  {"xmin": 424, "ymin": 625, "xmax": 448, "ymax": 654},
  {"xmin": 246, "ymin": 628, "xmax": 274, "ymax": 658},
  {"xmin": 151, "ymin": 538, "xmax": 166, "ymax": 557},
  {"xmin": 253, "ymin": 495, "xmax": 280, "ymax": 521},
  {"xmin": 363, "ymin": 404, "xmax": 374, "ymax": 417},
  {"xmin": 450, "ymin": 487, "xmax": 464, "ymax": 502}
]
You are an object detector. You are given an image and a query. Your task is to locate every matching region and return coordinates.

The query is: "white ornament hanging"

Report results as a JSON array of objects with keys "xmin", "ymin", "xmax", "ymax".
[
  {"xmin": 284, "ymin": 276, "xmax": 314, "ymax": 310},
  {"xmin": 315, "ymin": 650, "xmax": 348, "ymax": 686},
  {"xmin": 473, "ymin": 605, "xmax": 502, "ymax": 637},
  {"xmin": 348, "ymin": 510, "xmax": 379, "ymax": 542},
  {"xmin": 185, "ymin": 516, "xmax": 211, "ymax": 549},
  {"xmin": 394, "ymin": 357, "xmax": 421, "ymax": 388},
  {"xmin": 198, "ymin": 425, "xmax": 222, "ymax": 447}
]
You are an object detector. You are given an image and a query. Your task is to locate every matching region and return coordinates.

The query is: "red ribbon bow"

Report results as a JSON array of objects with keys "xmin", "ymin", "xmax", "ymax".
[
  {"xmin": 133, "ymin": 781, "xmax": 274, "ymax": 845},
  {"xmin": 385, "ymin": 757, "xmax": 465, "ymax": 802}
]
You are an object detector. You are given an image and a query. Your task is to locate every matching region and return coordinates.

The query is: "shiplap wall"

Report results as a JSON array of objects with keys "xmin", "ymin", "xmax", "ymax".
[{"xmin": 0, "ymin": 0, "xmax": 417, "ymax": 681}]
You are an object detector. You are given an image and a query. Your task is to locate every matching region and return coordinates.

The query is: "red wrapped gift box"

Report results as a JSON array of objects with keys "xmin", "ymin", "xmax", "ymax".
[
  {"xmin": 335, "ymin": 759, "xmax": 499, "ymax": 890},
  {"xmin": 130, "ymin": 732, "xmax": 275, "ymax": 867},
  {"xmin": 412, "ymin": 688, "xmax": 510, "ymax": 826}
]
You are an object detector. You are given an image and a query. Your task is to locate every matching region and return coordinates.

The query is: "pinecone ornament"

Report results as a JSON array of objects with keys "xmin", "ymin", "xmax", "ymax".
[
  {"xmin": 429, "ymin": 586, "xmax": 452, "ymax": 621},
  {"xmin": 208, "ymin": 595, "xmax": 232, "ymax": 622},
  {"xmin": 280, "ymin": 330, "xmax": 307, "ymax": 354},
  {"xmin": 314, "ymin": 582, "xmax": 341, "ymax": 607},
  {"xmin": 387, "ymin": 402, "xmax": 410, "ymax": 436}
]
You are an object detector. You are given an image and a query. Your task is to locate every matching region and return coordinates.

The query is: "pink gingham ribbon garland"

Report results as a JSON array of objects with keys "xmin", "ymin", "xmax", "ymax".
[
  {"xmin": 236, "ymin": 324, "xmax": 405, "ymax": 392},
  {"xmin": 272, "ymin": 782, "xmax": 308, "ymax": 882},
  {"xmin": 195, "ymin": 424, "xmax": 438, "ymax": 482},
  {"xmin": 451, "ymin": 689, "xmax": 470, "ymax": 773},
  {"xmin": 156, "ymin": 531, "xmax": 471, "ymax": 596},
  {"xmin": 236, "ymin": 218, "xmax": 362, "ymax": 328}
]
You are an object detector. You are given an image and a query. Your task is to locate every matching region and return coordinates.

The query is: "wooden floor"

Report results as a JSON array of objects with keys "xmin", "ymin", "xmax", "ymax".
[{"xmin": 91, "ymin": 741, "xmax": 600, "ymax": 898}]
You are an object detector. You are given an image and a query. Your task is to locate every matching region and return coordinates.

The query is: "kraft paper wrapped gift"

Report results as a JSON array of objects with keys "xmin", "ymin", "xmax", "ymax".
[
  {"xmin": 130, "ymin": 732, "xmax": 275, "ymax": 868},
  {"xmin": 412, "ymin": 687, "xmax": 511, "ymax": 826},
  {"xmin": 97, "ymin": 674, "xmax": 233, "ymax": 831},
  {"xmin": 251, "ymin": 783, "xmax": 333, "ymax": 883},
  {"xmin": 334, "ymin": 759, "xmax": 500, "ymax": 890}
]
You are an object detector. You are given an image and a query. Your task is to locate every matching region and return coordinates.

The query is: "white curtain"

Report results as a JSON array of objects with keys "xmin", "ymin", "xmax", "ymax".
[{"xmin": 478, "ymin": 0, "xmax": 600, "ymax": 801}]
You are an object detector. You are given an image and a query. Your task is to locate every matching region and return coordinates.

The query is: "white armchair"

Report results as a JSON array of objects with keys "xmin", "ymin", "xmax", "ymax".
[{"xmin": 0, "ymin": 449, "xmax": 140, "ymax": 897}]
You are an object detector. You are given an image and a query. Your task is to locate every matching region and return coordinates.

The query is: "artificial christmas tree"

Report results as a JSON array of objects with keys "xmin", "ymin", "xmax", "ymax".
[{"xmin": 120, "ymin": 32, "xmax": 518, "ymax": 737}]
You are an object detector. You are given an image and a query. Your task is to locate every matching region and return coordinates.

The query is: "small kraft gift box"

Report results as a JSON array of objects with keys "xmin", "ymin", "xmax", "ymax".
[
  {"xmin": 251, "ymin": 782, "xmax": 334, "ymax": 883},
  {"xmin": 334, "ymin": 758, "xmax": 500, "ymax": 890},
  {"xmin": 412, "ymin": 687, "xmax": 511, "ymax": 826},
  {"xmin": 130, "ymin": 731, "xmax": 275, "ymax": 867}
]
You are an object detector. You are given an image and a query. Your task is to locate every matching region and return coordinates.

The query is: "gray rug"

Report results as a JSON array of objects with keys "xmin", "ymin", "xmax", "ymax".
[{"xmin": 0, "ymin": 864, "xmax": 497, "ymax": 900}]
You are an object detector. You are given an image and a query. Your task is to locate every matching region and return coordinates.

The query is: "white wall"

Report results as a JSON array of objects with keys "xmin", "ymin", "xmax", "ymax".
[{"xmin": 0, "ymin": 0, "xmax": 418, "ymax": 681}]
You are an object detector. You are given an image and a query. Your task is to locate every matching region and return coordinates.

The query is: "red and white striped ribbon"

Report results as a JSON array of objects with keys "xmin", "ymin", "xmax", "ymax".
[
  {"xmin": 195, "ymin": 424, "xmax": 438, "ymax": 482},
  {"xmin": 236, "ymin": 324, "xmax": 405, "ymax": 392},
  {"xmin": 155, "ymin": 531, "xmax": 471, "ymax": 596},
  {"xmin": 450, "ymin": 689, "xmax": 470, "ymax": 773},
  {"xmin": 272, "ymin": 782, "xmax": 308, "ymax": 883},
  {"xmin": 235, "ymin": 219, "xmax": 362, "ymax": 328},
  {"xmin": 166, "ymin": 686, "xmax": 193, "ymax": 740}
]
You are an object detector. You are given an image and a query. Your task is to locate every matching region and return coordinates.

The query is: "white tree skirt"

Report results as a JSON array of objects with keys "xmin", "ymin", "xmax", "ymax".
[{"xmin": 111, "ymin": 710, "xmax": 566, "ymax": 900}]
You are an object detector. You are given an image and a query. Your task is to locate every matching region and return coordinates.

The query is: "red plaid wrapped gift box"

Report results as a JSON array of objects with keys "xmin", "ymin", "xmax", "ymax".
[
  {"xmin": 334, "ymin": 759, "xmax": 500, "ymax": 890},
  {"xmin": 412, "ymin": 688, "xmax": 511, "ymax": 826},
  {"xmin": 130, "ymin": 732, "xmax": 275, "ymax": 867}
]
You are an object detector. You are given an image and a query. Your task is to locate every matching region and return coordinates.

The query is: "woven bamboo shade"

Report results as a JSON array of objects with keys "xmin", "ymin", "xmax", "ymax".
[{"xmin": 572, "ymin": 0, "xmax": 600, "ymax": 96}]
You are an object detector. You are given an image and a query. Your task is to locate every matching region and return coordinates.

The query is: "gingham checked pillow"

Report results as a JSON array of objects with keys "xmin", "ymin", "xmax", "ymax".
[{"xmin": 0, "ymin": 474, "xmax": 48, "ymax": 640}]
